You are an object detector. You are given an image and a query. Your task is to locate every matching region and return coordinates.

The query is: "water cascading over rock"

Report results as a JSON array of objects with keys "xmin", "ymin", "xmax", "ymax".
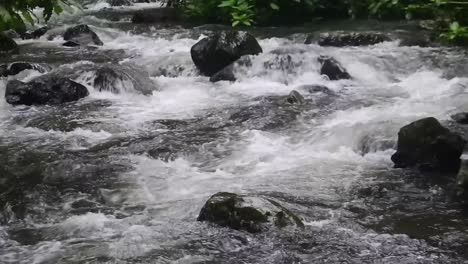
[{"xmin": 63, "ymin": 24, "xmax": 104, "ymax": 46}]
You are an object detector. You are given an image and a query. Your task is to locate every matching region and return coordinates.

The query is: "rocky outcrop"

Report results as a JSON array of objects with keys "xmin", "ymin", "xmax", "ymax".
[
  {"xmin": 5, "ymin": 75, "xmax": 89, "ymax": 106},
  {"xmin": 191, "ymin": 31, "xmax": 262, "ymax": 76},
  {"xmin": 451, "ymin": 112, "xmax": 468, "ymax": 125},
  {"xmin": 0, "ymin": 33, "xmax": 19, "ymax": 54},
  {"xmin": 318, "ymin": 56, "xmax": 351, "ymax": 80},
  {"xmin": 63, "ymin": 25, "xmax": 103, "ymax": 46},
  {"xmin": 131, "ymin": 8, "xmax": 180, "ymax": 24},
  {"xmin": 317, "ymin": 32, "xmax": 390, "ymax": 47},
  {"xmin": 391, "ymin": 117, "xmax": 466, "ymax": 172},
  {"xmin": 197, "ymin": 192, "xmax": 304, "ymax": 233}
]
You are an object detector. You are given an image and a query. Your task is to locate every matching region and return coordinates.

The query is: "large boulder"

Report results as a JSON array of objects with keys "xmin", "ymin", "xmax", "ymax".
[
  {"xmin": 131, "ymin": 8, "xmax": 180, "ymax": 24},
  {"xmin": 197, "ymin": 192, "xmax": 304, "ymax": 233},
  {"xmin": 191, "ymin": 31, "xmax": 262, "ymax": 76},
  {"xmin": 5, "ymin": 76, "xmax": 89, "ymax": 106},
  {"xmin": 317, "ymin": 32, "xmax": 390, "ymax": 47},
  {"xmin": 391, "ymin": 117, "xmax": 466, "ymax": 172},
  {"xmin": 318, "ymin": 56, "xmax": 351, "ymax": 80},
  {"xmin": 63, "ymin": 24, "xmax": 103, "ymax": 46},
  {"xmin": 0, "ymin": 33, "xmax": 19, "ymax": 54}
]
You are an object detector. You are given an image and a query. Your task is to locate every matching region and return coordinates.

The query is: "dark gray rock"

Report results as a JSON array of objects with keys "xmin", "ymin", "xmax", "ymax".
[
  {"xmin": 452, "ymin": 112, "xmax": 468, "ymax": 125},
  {"xmin": 4, "ymin": 62, "xmax": 47, "ymax": 76},
  {"xmin": 0, "ymin": 33, "xmax": 19, "ymax": 54},
  {"xmin": 318, "ymin": 32, "xmax": 390, "ymax": 47},
  {"xmin": 5, "ymin": 75, "xmax": 89, "ymax": 106},
  {"xmin": 109, "ymin": 0, "xmax": 132, "ymax": 6},
  {"xmin": 391, "ymin": 117, "xmax": 466, "ymax": 172},
  {"xmin": 131, "ymin": 8, "xmax": 180, "ymax": 24},
  {"xmin": 63, "ymin": 24, "xmax": 103, "ymax": 46},
  {"xmin": 197, "ymin": 192, "xmax": 304, "ymax": 233},
  {"xmin": 21, "ymin": 26, "xmax": 49, "ymax": 40},
  {"xmin": 93, "ymin": 64, "xmax": 155, "ymax": 94},
  {"xmin": 286, "ymin": 90, "xmax": 305, "ymax": 105},
  {"xmin": 297, "ymin": 84, "xmax": 335, "ymax": 96},
  {"xmin": 3, "ymin": 29, "xmax": 21, "ymax": 39},
  {"xmin": 0, "ymin": 64, "xmax": 8, "ymax": 77},
  {"xmin": 318, "ymin": 56, "xmax": 351, "ymax": 80},
  {"xmin": 63, "ymin": 41, "xmax": 80, "ymax": 47},
  {"xmin": 210, "ymin": 65, "xmax": 236, "ymax": 82},
  {"xmin": 191, "ymin": 31, "xmax": 262, "ymax": 76}
]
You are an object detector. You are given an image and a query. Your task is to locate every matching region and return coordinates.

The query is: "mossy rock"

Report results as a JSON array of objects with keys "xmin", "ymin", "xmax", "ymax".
[{"xmin": 197, "ymin": 192, "xmax": 304, "ymax": 233}]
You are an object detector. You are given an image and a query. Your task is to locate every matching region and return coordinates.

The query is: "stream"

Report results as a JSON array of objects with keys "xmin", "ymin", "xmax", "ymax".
[{"xmin": 1, "ymin": 1, "xmax": 468, "ymax": 263}]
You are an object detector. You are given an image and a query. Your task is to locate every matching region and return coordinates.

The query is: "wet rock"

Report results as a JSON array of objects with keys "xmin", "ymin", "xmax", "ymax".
[
  {"xmin": 21, "ymin": 26, "xmax": 49, "ymax": 40},
  {"xmin": 297, "ymin": 84, "xmax": 335, "ymax": 96},
  {"xmin": 63, "ymin": 41, "xmax": 80, "ymax": 47},
  {"xmin": 286, "ymin": 90, "xmax": 305, "ymax": 105},
  {"xmin": 391, "ymin": 117, "xmax": 466, "ymax": 172},
  {"xmin": 5, "ymin": 75, "xmax": 89, "ymax": 106},
  {"xmin": 0, "ymin": 64, "xmax": 8, "ymax": 77},
  {"xmin": 93, "ymin": 64, "xmax": 155, "ymax": 94},
  {"xmin": 4, "ymin": 62, "xmax": 47, "ymax": 76},
  {"xmin": 318, "ymin": 32, "xmax": 390, "ymax": 47},
  {"xmin": 318, "ymin": 56, "xmax": 351, "ymax": 80},
  {"xmin": 191, "ymin": 31, "xmax": 262, "ymax": 76},
  {"xmin": 457, "ymin": 160, "xmax": 468, "ymax": 192},
  {"xmin": 131, "ymin": 8, "xmax": 180, "ymax": 24},
  {"xmin": 63, "ymin": 24, "xmax": 103, "ymax": 46},
  {"xmin": 452, "ymin": 112, "xmax": 468, "ymax": 125},
  {"xmin": 109, "ymin": 0, "xmax": 132, "ymax": 6},
  {"xmin": 0, "ymin": 33, "xmax": 19, "ymax": 54},
  {"xmin": 3, "ymin": 29, "xmax": 21, "ymax": 39},
  {"xmin": 210, "ymin": 65, "xmax": 236, "ymax": 82},
  {"xmin": 197, "ymin": 192, "xmax": 304, "ymax": 233}
]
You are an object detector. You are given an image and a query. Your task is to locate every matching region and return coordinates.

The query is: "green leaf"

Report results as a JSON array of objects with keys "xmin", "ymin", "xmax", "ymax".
[
  {"xmin": 22, "ymin": 10, "xmax": 34, "ymax": 26},
  {"xmin": 270, "ymin": 3, "xmax": 279, "ymax": 10},
  {"xmin": 232, "ymin": 20, "xmax": 240, "ymax": 27},
  {"xmin": 243, "ymin": 20, "xmax": 251, "ymax": 26},
  {"xmin": 54, "ymin": 4, "xmax": 64, "ymax": 15},
  {"xmin": 450, "ymin": 21, "xmax": 460, "ymax": 31}
]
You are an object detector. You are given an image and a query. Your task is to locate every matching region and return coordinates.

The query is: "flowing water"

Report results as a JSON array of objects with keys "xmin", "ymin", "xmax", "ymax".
[{"xmin": 2, "ymin": 2, "xmax": 468, "ymax": 263}]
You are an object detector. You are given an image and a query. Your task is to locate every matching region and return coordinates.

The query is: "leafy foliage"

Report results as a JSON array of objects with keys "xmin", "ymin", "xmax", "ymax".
[{"xmin": 0, "ymin": 0, "xmax": 76, "ymax": 31}]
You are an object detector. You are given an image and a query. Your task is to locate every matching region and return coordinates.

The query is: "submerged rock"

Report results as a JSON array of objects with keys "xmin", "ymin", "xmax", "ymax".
[
  {"xmin": 451, "ymin": 112, "xmax": 468, "ymax": 125},
  {"xmin": 191, "ymin": 31, "xmax": 262, "ymax": 76},
  {"xmin": 5, "ymin": 75, "xmax": 89, "ymax": 106},
  {"xmin": 286, "ymin": 90, "xmax": 305, "ymax": 105},
  {"xmin": 0, "ymin": 33, "xmax": 19, "ymax": 54},
  {"xmin": 318, "ymin": 32, "xmax": 390, "ymax": 47},
  {"xmin": 63, "ymin": 41, "xmax": 81, "ymax": 47},
  {"xmin": 109, "ymin": 0, "xmax": 132, "ymax": 6},
  {"xmin": 391, "ymin": 117, "xmax": 466, "ymax": 172},
  {"xmin": 63, "ymin": 24, "xmax": 103, "ymax": 46},
  {"xmin": 131, "ymin": 8, "xmax": 180, "ymax": 24},
  {"xmin": 197, "ymin": 192, "xmax": 304, "ymax": 233},
  {"xmin": 0, "ymin": 64, "xmax": 8, "ymax": 77},
  {"xmin": 318, "ymin": 56, "xmax": 351, "ymax": 80},
  {"xmin": 93, "ymin": 64, "xmax": 155, "ymax": 94},
  {"xmin": 210, "ymin": 65, "xmax": 236, "ymax": 82}
]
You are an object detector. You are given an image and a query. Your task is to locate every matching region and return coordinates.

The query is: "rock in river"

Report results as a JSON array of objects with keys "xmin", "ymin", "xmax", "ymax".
[
  {"xmin": 318, "ymin": 56, "xmax": 351, "ymax": 80},
  {"xmin": 0, "ymin": 33, "xmax": 19, "ymax": 54},
  {"xmin": 63, "ymin": 24, "xmax": 103, "ymax": 46},
  {"xmin": 391, "ymin": 117, "xmax": 466, "ymax": 172},
  {"xmin": 191, "ymin": 31, "xmax": 262, "ymax": 76},
  {"xmin": 5, "ymin": 75, "xmax": 89, "ymax": 106},
  {"xmin": 451, "ymin": 112, "xmax": 468, "ymax": 125},
  {"xmin": 317, "ymin": 32, "xmax": 390, "ymax": 47},
  {"xmin": 197, "ymin": 192, "xmax": 304, "ymax": 233}
]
